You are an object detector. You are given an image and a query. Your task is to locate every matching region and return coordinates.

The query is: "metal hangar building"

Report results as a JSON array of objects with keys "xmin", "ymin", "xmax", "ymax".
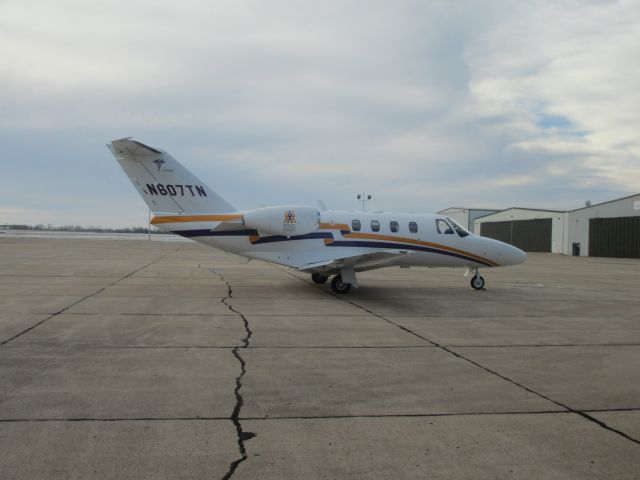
[{"xmin": 439, "ymin": 193, "xmax": 640, "ymax": 258}]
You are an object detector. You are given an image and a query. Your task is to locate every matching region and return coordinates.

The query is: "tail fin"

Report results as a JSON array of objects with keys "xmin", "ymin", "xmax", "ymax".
[{"xmin": 107, "ymin": 138, "xmax": 235, "ymax": 214}]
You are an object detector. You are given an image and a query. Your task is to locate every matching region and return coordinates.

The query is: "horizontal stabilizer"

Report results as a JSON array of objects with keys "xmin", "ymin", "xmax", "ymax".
[{"xmin": 110, "ymin": 138, "xmax": 161, "ymax": 157}]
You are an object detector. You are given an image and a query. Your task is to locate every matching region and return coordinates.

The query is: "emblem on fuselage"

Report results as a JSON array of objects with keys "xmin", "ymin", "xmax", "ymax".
[
  {"xmin": 283, "ymin": 210, "xmax": 296, "ymax": 232},
  {"xmin": 284, "ymin": 210, "xmax": 296, "ymax": 224}
]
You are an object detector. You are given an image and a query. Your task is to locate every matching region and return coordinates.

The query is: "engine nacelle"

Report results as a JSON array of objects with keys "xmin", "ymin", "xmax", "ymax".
[{"xmin": 243, "ymin": 205, "xmax": 321, "ymax": 237}]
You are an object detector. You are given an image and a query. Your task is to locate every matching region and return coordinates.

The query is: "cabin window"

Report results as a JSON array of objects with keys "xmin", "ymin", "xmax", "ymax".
[
  {"xmin": 390, "ymin": 221, "xmax": 399, "ymax": 233},
  {"xmin": 371, "ymin": 220, "xmax": 380, "ymax": 232},
  {"xmin": 447, "ymin": 217, "xmax": 470, "ymax": 237},
  {"xmin": 436, "ymin": 219, "xmax": 454, "ymax": 234},
  {"xmin": 408, "ymin": 221, "xmax": 418, "ymax": 233},
  {"xmin": 351, "ymin": 219, "xmax": 361, "ymax": 232}
]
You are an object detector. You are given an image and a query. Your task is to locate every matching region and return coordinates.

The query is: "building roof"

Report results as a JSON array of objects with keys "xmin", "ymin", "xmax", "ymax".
[
  {"xmin": 474, "ymin": 207, "xmax": 565, "ymax": 221},
  {"xmin": 568, "ymin": 192, "xmax": 640, "ymax": 212},
  {"xmin": 441, "ymin": 192, "xmax": 640, "ymax": 221},
  {"xmin": 437, "ymin": 207, "xmax": 500, "ymax": 214}
]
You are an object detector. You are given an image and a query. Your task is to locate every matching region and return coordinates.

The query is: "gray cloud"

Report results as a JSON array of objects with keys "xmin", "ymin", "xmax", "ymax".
[{"xmin": 0, "ymin": 0, "xmax": 638, "ymax": 227}]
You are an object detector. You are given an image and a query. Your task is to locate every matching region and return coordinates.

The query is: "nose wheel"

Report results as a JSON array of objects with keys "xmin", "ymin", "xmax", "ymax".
[
  {"xmin": 470, "ymin": 275, "xmax": 485, "ymax": 290},
  {"xmin": 469, "ymin": 267, "xmax": 485, "ymax": 290}
]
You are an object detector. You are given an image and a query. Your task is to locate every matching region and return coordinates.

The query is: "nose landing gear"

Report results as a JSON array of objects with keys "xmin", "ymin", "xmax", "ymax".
[{"xmin": 469, "ymin": 267, "xmax": 485, "ymax": 290}]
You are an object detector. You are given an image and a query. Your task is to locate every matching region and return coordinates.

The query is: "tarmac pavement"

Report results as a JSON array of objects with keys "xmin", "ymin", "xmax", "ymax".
[{"xmin": 0, "ymin": 236, "xmax": 638, "ymax": 479}]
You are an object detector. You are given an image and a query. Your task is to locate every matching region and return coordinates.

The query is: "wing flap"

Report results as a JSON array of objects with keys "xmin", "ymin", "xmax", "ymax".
[{"xmin": 298, "ymin": 249, "xmax": 413, "ymax": 273}]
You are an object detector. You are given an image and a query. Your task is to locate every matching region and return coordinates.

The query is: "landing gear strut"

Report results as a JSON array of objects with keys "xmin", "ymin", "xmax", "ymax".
[
  {"xmin": 311, "ymin": 273, "xmax": 328, "ymax": 284},
  {"xmin": 331, "ymin": 275, "xmax": 352, "ymax": 294},
  {"xmin": 470, "ymin": 267, "xmax": 485, "ymax": 290}
]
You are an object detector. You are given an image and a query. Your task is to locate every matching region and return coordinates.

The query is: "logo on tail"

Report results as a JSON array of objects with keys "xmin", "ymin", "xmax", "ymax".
[{"xmin": 152, "ymin": 159, "xmax": 165, "ymax": 171}]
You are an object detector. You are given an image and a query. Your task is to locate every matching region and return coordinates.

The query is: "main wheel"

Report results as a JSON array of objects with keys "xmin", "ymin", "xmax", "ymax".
[
  {"xmin": 331, "ymin": 275, "xmax": 352, "ymax": 294},
  {"xmin": 311, "ymin": 273, "xmax": 328, "ymax": 284},
  {"xmin": 470, "ymin": 275, "xmax": 485, "ymax": 290}
]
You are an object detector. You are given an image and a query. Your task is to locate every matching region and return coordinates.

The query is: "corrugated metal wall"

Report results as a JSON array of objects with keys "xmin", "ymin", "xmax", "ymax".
[
  {"xmin": 479, "ymin": 221, "xmax": 511, "ymax": 244},
  {"xmin": 480, "ymin": 219, "xmax": 552, "ymax": 252},
  {"xmin": 589, "ymin": 217, "xmax": 640, "ymax": 258}
]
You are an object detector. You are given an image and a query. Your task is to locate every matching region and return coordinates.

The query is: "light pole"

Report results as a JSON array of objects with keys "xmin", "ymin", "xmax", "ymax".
[{"xmin": 356, "ymin": 193, "xmax": 372, "ymax": 212}]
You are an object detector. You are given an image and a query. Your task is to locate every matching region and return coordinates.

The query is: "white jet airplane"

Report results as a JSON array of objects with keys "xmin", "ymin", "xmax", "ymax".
[{"xmin": 108, "ymin": 138, "xmax": 526, "ymax": 293}]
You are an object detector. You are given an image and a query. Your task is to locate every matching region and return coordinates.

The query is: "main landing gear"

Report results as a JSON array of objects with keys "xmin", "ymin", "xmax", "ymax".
[
  {"xmin": 469, "ymin": 267, "xmax": 485, "ymax": 290},
  {"xmin": 311, "ymin": 273, "xmax": 328, "ymax": 284},
  {"xmin": 330, "ymin": 274, "xmax": 352, "ymax": 294},
  {"xmin": 312, "ymin": 269, "xmax": 356, "ymax": 294}
]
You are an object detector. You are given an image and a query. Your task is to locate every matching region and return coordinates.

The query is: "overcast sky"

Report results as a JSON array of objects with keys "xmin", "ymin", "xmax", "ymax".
[{"xmin": 1, "ymin": 0, "xmax": 639, "ymax": 227}]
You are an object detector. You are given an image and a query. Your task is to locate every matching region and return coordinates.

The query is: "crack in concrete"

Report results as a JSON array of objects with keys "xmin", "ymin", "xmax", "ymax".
[
  {"xmin": 281, "ymin": 268, "xmax": 640, "ymax": 446},
  {"xmin": 207, "ymin": 267, "xmax": 255, "ymax": 480}
]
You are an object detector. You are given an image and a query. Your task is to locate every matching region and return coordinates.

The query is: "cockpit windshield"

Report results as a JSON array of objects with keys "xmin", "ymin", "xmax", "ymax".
[{"xmin": 446, "ymin": 217, "xmax": 471, "ymax": 237}]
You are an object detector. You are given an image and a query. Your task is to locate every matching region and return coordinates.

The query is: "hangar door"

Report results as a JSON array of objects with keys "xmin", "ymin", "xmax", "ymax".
[
  {"xmin": 480, "ymin": 218, "xmax": 552, "ymax": 252},
  {"xmin": 589, "ymin": 217, "xmax": 640, "ymax": 258}
]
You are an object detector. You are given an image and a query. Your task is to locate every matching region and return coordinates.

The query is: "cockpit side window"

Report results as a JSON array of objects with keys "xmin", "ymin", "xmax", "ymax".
[
  {"xmin": 447, "ymin": 217, "xmax": 470, "ymax": 237},
  {"xmin": 352, "ymin": 219, "xmax": 361, "ymax": 232},
  {"xmin": 436, "ymin": 219, "xmax": 454, "ymax": 234}
]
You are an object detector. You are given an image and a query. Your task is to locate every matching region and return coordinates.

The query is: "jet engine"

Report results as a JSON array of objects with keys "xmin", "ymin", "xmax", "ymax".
[{"xmin": 242, "ymin": 205, "xmax": 321, "ymax": 237}]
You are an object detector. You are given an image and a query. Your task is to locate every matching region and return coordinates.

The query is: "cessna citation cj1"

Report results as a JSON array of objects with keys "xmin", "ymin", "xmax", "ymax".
[{"xmin": 108, "ymin": 138, "xmax": 526, "ymax": 293}]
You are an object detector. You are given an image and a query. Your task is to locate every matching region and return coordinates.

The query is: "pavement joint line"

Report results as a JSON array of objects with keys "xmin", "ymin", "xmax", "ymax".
[
  {"xmin": 0, "ymin": 247, "xmax": 183, "ymax": 346},
  {"xmin": 0, "ymin": 417, "xmax": 230, "ymax": 422},
  {"xmin": 7, "ymin": 345, "xmax": 437, "ymax": 349},
  {"xmin": 583, "ymin": 407, "xmax": 640, "ymax": 413},
  {"xmin": 207, "ymin": 266, "xmax": 255, "ymax": 480},
  {"xmin": 1, "ymin": 408, "xmax": 639, "ymax": 423},
  {"xmin": 0, "ymin": 344, "xmax": 438, "ymax": 350},
  {"xmin": 0, "ymin": 274, "xmax": 132, "ymax": 278},
  {"xmin": 27, "ymin": 311, "xmax": 640, "ymax": 320},
  {"xmin": 58, "ymin": 312, "xmax": 374, "ymax": 317},
  {"xmin": 3, "ymin": 343, "xmax": 639, "ymax": 350},
  {"xmin": 58, "ymin": 312, "xmax": 239, "ymax": 317},
  {"xmin": 279, "ymin": 267, "xmax": 640, "ymax": 446},
  {"xmin": 240, "ymin": 410, "xmax": 571, "ymax": 420},
  {"xmin": 0, "ymin": 274, "xmax": 230, "ymax": 280},
  {"xmin": 444, "ymin": 343, "xmax": 640, "ymax": 348}
]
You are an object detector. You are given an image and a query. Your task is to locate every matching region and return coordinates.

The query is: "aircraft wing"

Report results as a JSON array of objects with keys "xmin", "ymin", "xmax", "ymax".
[{"xmin": 297, "ymin": 249, "xmax": 413, "ymax": 274}]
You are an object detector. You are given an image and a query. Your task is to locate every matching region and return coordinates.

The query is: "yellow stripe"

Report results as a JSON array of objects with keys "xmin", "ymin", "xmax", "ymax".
[
  {"xmin": 319, "ymin": 222, "xmax": 350, "ymax": 230},
  {"xmin": 343, "ymin": 232, "xmax": 499, "ymax": 267},
  {"xmin": 151, "ymin": 214, "xmax": 242, "ymax": 225}
]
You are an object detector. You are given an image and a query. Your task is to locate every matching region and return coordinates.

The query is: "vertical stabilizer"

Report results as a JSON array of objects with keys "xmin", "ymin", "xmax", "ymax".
[{"xmin": 107, "ymin": 138, "xmax": 235, "ymax": 214}]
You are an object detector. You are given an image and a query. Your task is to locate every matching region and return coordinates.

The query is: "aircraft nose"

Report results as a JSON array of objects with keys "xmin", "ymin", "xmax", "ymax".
[{"xmin": 507, "ymin": 245, "xmax": 527, "ymax": 265}]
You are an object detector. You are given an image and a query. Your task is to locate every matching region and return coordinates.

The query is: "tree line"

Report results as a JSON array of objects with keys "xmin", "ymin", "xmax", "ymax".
[{"xmin": 0, "ymin": 224, "xmax": 169, "ymax": 234}]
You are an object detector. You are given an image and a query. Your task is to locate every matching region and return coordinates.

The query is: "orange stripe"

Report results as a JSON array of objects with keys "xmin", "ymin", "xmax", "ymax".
[
  {"xmin": 319, "ymin": 222, "xmax": 350, "ymax": 230},
  {"xmin": 343, "ymin": 232, "xmax": 499, "ymax": 267},
  {"xmin": 151, "ymin": 214, "xmax": 242, "ymax": 225}
]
